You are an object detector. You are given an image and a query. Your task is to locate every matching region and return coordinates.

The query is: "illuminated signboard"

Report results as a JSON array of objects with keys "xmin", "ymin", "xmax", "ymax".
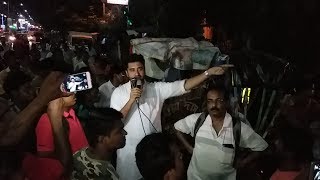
[{"xmin": 107, "ymin": 0, "xmax": 128, "ymax": 5}]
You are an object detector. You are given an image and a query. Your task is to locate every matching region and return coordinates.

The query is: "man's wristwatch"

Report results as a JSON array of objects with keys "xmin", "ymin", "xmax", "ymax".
[{"xmin": 204, "ymin": 70, "xmax": 209, "ymax": 76}]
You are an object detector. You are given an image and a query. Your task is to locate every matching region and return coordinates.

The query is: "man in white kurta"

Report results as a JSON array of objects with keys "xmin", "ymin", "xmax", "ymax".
[
  {"xmin": 111, "ymin": 80, "xmax": 187, "ymax": 180},
  {"xmin": 110, "ymin": 54, "xmax": 231, "ymax": 180}
]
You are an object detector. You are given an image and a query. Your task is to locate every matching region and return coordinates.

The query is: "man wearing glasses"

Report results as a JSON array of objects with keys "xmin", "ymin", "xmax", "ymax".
[{"xmin": 174, "ymin": 84, "xmax": 268, "ymax": 180}]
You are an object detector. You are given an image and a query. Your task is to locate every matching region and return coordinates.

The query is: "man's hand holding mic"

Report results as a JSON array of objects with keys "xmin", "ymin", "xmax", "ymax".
[
  {"xmin": 129, "ymin": 78, "xmax": 143, "ymax": 104},
  {"xmin": 120, "ymin": 78, "xmax": 143, "ymax": 119},
  {"xmin": 129, "ymin": 88, "xmax": 142, "ymax": 103}
]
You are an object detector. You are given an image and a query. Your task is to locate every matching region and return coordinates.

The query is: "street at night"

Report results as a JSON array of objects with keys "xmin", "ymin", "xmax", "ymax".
[{"xmin": 0, "ymin": 0, "xmax": 319, "ymax": 180}]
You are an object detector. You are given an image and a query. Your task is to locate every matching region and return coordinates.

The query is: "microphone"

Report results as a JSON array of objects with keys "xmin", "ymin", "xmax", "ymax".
[
  {"xmin": 130, "ymin": 78, "xmax": 142, "ymax": 89},
  {"xmin": 130, "ymin": 78, "xmax": 137, "ymax": 89},
  {"xmin": 136, "ymin": 79, "xmax": 142, "ymax": 89},
  {"xmin": 130, "ymin": 78, "xmax": 142, "ymax": 104}
]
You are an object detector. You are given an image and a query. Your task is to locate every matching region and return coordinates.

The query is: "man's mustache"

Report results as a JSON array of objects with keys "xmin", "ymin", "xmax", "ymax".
[
  {"xmin": 132, "ymin": 76, "xmax": 142, "ymax": 80},
  {"xmin": 210, "ymin": 107, "xmax": 220, "ymax": 111}
]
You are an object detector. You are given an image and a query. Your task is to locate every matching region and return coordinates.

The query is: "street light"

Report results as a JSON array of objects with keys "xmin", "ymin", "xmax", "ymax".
[
  {"xmin": 2, "ymin": 1, "xmax": 9, "ymax": 19},
  {"xmin": 20, "ymin": 3, "xmax": 23, "ymax": 6},
  {"xmin": 24, "ymin": 10, "xmax": 27, "ymax": 12}
]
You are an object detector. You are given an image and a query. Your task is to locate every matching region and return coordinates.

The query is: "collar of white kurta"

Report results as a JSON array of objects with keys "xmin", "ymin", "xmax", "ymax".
[{"xmin": 205, "ymin": 112, "xmax": 233, "ymax": 139}]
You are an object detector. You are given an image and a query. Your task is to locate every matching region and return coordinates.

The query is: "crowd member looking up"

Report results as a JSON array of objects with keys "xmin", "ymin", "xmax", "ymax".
[
  {"xmin": 72, "ymin": 108, "xmax": 127, "ymax": 180},
  {"xmin": 110, "ymin": 54, "xmax": 232, "ymax": 180},
  {"xmin": 135, "ymin": 133, "xmax": 184, "ymax": 180},
  {"xmin": 174, "ymin": 84, "xmax": 268, "ymax": 180}
]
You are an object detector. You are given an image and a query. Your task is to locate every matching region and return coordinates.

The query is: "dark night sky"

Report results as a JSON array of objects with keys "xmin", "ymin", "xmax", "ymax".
[{"xmin": 21, "ymin": 0, "xmax": 320, "ymax": 72}]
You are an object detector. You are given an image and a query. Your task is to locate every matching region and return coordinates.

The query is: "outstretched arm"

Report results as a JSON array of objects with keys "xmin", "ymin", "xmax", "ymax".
[
  {"xmin": 184, "ymin": 65, "xmax": 233, "ymax": 91},
  {"xmin": 0, "ymin": 72, "xmax": 68, "ymax": 147}
]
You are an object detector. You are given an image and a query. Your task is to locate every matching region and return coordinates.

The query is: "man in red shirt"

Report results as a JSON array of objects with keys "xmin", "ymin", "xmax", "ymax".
[
  {"xmin": 0, "ymin": 72, "xmax": 74, "ymax": 180},
  {"xmin": 36, "ymin": 93, "xmax": 88, "ymax": 155},
  {"xmin": 35, "ymin": 93, "xmax": 88, "ymax": 179}
]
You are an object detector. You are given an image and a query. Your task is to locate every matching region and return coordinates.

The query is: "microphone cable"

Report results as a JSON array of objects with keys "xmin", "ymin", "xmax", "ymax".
[
  {"xmin": 137, "ymin": 101, "xmax": 147, "ymax": 136},
  {"xmin": 136, "ymin": 101, "xmax": 158, "ymax": 135}
]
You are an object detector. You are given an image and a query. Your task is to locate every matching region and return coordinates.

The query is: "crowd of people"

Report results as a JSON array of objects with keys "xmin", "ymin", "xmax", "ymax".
[{"xmin": 0, "ymin": 34, "xmax": 319, "ymax": 180}]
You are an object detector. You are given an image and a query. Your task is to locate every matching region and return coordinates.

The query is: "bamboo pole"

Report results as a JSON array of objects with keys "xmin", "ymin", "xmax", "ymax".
[
  {"xmin": 262, "ymin": 94, "xmax": 290, "ymax": 138},
  {"xmin": 255, "ymin": 88, "xmax": 266, "ymax": 131},
  {"xmin": 258, "ymin": 90, "xmax": 277, "ymax": 133}
]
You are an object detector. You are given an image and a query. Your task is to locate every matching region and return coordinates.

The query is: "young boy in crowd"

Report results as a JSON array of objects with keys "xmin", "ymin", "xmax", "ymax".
[{"xmin": 72, "ymin": 108, "xmax": 127, "ymax": 180}]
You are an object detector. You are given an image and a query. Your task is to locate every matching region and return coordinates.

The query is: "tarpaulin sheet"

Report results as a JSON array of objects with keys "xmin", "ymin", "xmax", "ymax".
[{"xmin": 131, "ymin": 37, "xmax": 228, "ymax": 79}]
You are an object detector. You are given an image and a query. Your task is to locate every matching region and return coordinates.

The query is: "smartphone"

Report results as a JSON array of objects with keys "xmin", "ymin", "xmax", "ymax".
[
  {"xmin": 309, "ymin": 161, "xmax": 320, "ymax": 180},
  {"xmin": 61, "ymin": 72, "xmax": 92, "ymax": 93}
]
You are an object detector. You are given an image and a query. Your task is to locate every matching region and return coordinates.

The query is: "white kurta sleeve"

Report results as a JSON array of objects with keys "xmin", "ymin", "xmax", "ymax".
[
  {"xmin": 156, "ymin": 80, "xmax": 188, "ymax": 100},
  {"xmin": 110, "ymin": 88, "xmax": 125, "ymax": 111},
  {"xmin": 174, "ymin": 113, "xmax": 201, "ymax": 137},
  {"xmin": 239, "ymin": 122, "xmax": 268, "ymax": 151}
]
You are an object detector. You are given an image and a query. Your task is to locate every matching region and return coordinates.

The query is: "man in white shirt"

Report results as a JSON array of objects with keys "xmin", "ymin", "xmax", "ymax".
[
  {"xmin": 95, "ymin": 66, "xmax": 127, "ymax": 108},
  {"xmin": 72, "ymin": 47, "xmax": 88, "ymax": 72},
  {"xmin": 67, "ymin": 78, "xmax": 82, "ymax": 92},
  {"xmin": 62, "ymin": 44, "xmax": 75, "ymax": 65},
  {"xmin": 87, "ymin": 44, "xmax": 97, "ymax": 57},
  {"xmin": 110, "ymin": 54, "xmax": 231, "ymax": 180},
  {"xmin": 174, "ymin": 85, "xmax": 268, "ymax": 180}
]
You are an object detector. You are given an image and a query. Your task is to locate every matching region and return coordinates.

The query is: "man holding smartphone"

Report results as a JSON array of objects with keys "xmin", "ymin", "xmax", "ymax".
[{"xmin": 110, "ymin": 54, "xmax": 231, "ymax": 180}]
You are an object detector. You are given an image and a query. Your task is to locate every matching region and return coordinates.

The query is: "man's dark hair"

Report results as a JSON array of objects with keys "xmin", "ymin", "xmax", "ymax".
[
  {"xmin": 110, "ymin": 65, "xmax": 125, "ymax": 78},
  {"xmin": 135, "ymin": 133, "xmax": 177, "ymax": 180},
  {"xmin": 126, "ymin": 54, "xmax": 145, "ymax": 69},
  {"xmin": 3, "ymin": 70, "xmax": 32, "ymax": 94},
  {"xmin": 206, "ymin": 83, "xmax": 229, "ymax": 101},
  {"xmin": 85, "ymin": 108, "xmax": 123, "ymax": 148}
]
